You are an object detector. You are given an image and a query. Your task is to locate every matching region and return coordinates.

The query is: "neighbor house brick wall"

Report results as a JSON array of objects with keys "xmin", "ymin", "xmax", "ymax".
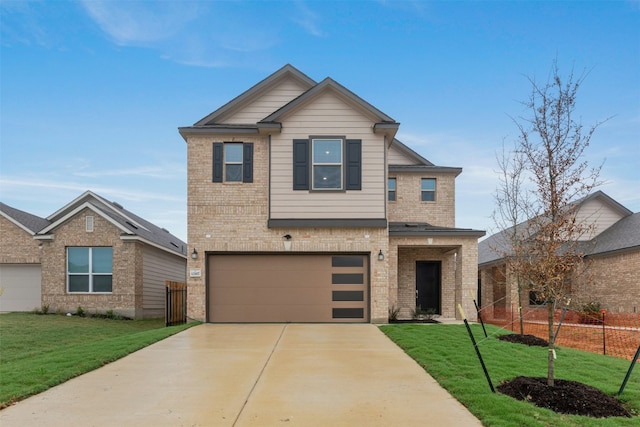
[
  {"xmin": 574, "ymin": 250, "xmax": 640, "ymax": 313},
  {"xmin": 387, "ymin": 172, "xmax": 456, "ymax": 227},
  {"xmin": 0, "ymin": 217, "xmax": 41, "ymax": 264},
  {"xmin": 40, "ymin": 209, "xmax": 142, "ymax": 318}
]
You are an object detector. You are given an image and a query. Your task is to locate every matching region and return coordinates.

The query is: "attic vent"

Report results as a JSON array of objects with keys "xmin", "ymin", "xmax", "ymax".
[
  {"xmin": 125, "ymin": 221, "xmax": 138, "ymax": 230},
  {"xmin": 112, "ymin": 201, "xmax": 123, "ymax": 209},
  {"xmin": 86, "ymin": 216, "xmax": 94, "ymax": 232},
  {"xmin": 170, "ymin": 242, "xmax": 179, "ymax": 248}
]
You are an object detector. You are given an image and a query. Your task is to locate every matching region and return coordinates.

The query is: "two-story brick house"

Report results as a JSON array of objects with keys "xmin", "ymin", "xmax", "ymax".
[{"xmin": 180, "ymin": 65, "xmax": 484, "ymax": 323}]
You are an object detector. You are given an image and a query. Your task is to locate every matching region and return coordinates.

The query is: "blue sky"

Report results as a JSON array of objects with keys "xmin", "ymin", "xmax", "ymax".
[{"xmin": 1, "ymin": 0, "xmax": 639, "ymax": 242}]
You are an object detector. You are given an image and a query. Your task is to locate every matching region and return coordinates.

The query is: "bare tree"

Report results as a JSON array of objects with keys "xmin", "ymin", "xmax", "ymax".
[
  {"xmin": 491, "ymin": 140, "xmax": 532, "ymax": 335},
  {"xmin": 502, "ymin": 60, "xmax": 604, "ymax": 386}
]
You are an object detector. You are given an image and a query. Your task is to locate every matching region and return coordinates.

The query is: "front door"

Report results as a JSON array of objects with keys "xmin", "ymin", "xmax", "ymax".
[{"xmin": 416, "ymin": 261, "xmax": 441, "ymax": 314}]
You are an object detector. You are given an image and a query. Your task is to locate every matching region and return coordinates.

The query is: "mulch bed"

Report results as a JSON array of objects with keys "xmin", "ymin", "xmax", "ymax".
[
  {"xmin": 389, "ymin": 319, "xmax": 439, "ymax": 324},
  {"xmin": 498, "ymin": 333, "xmax": 549, "ymax": 347},
  {"xmin": 498, "ymin": 376, "xmax": 631, "ymax": 418}
]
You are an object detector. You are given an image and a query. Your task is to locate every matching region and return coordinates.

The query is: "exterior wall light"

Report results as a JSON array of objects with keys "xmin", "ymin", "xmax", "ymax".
[
  {"xmin": 191, "ymin": 248, "xmax": 198, "ymax": 260},
  {"xmin": 378, "ymin": 250, "xmax": 384, "ymax": 261},
  {"xmin": 283, "ymin": 234, "xmax": 292, "ymax": 251}
]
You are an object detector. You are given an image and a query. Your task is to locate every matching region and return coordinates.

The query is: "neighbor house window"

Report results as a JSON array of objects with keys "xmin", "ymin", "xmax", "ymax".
[
  {"xmin": 67, "ymin": 247, "xmax": 113, "ymax": 293},
  {"xmin": 212, "ymin": 142, "xmax": 253, "ymax": 183},
  {"xmin": 421, "ymin": 178, "xmax": 436, "ymax": 201},
  {"xmin": 388, "ymin": 178, "xmax": 396, "ymax": 201},
  {"xmin": 312, "ymin": 138, "xmax": 343, "ymax": 190}
]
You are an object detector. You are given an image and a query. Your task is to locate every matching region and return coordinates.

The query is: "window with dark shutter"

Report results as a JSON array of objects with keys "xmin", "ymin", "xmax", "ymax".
[
  {"xmin": 243, "ymin": 143, "xmax": 253, "ymax": 183},
  {"xmin": 212, "ymin": 142, "xmax": 253, "ymax": 183},
  {"xmin": 293, "ymin": 139, "xmax": 309, "ymax": 190},
  {"xmin": 212, "ymin": 142, "xmax": 223, "ymax": 182},
  {"xmin": 345, "ymin": 139, "xmax": 361, "ymax": 190}
]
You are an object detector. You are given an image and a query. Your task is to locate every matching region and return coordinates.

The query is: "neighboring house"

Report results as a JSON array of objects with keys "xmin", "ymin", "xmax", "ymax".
[
  {"xmin": 0, "ymin": 191, "xmax": 187, "ymax": 318},
  {"xmin": 0, "ymin": 203, "xmax": 49, "ymax": 312},
  {"xmin": 179, "ymin": 64, "xmax": 484, "ymax": 323},
  {"xmin": 478, "ymin": 191, "xmax": 640, "ymax": 316}
]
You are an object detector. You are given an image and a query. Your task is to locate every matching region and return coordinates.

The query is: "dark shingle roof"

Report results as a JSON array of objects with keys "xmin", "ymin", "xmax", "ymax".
[
  {"xmin": 0, "ymin": 202, "xmax": 50, "ymax": 234},
  {"xmin": 38, "ymin": 191, "xmax": 186, "ymax": 257},
  {"xmin": 389, "ymin": 222, "xmax": 485, "ymax": 238},
  {"xmin": 586, "ymin": 212, "xmax": 640, "ymax": 256},
  {"xmin": 479, "ymin": 192, "xmax": 639, "ymax": 266}
]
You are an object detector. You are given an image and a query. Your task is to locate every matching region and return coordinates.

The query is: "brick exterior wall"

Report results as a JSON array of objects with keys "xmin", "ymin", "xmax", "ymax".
[
  {"xmin": 40, "ymin": 209, "xmax": 143, "ymax": 318},
  {"xmin": 390, "ymin": 236, "xmax": 478, "ymax": 321},
  {"xmin": 186, "ymin": 134, "xmax": 391, "ymax": 322},
  {"xmin": 479, "ymin": 248, "xmax": 640, "ymax": 317},
  {"xmin": 0, "ymin": 217, "xmax": 41, "ymax": 264},
  {"xmin": 387, "ymin": 172, "xmax": 456, "ymax": 227},
  {"xmin": 576, "ymin": 250, "xmax": 640, "ymax": 313}
]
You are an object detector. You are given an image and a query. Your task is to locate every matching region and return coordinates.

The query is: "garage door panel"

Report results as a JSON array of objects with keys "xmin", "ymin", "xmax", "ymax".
[
  {"xmin": 208, "ymin": 254, "xmax": 368, "ymax": 323},
  {"xmin": 0, "ymin": 264, "xmax": 42, "ymax": 312},
  {"xmin": 212, "ymin": 287, "xmax": 330, "ymax": 305}
]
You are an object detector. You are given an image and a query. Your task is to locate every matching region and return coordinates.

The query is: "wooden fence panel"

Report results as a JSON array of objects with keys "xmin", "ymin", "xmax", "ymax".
[{"xmin": 166, "ymin": 281, "xmax": 187, "ymax": 327}]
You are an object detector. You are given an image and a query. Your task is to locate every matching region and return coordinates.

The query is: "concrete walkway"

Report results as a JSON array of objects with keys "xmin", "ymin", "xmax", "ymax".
[{"xmin": 0, "ymin": 324, "xmax": 481, "ymax": 426}]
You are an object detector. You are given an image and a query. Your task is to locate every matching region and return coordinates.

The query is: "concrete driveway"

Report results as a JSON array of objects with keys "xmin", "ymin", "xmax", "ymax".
[{"xmin": 0, "ymin": 324, "xmax": 481, "ymax": 426}]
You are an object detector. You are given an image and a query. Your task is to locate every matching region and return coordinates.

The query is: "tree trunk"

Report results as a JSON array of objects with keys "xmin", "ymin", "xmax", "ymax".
[
  {"xmin": 517, "ymin": 276, "xmax": 524, "ymax": 335},
  {"xmin": 547, "ymin": 300, "xmax": 555, "ymax": 386}
]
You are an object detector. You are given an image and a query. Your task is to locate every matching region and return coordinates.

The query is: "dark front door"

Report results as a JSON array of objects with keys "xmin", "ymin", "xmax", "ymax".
[{"xmin": 416, "ymin": 261, "xmax": 441, "ymax": 314}]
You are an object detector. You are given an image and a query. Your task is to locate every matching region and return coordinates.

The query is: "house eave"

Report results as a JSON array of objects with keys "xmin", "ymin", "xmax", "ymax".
[
  {"xmin": 178, "ymin": 125, "xmax": 260, "ymax": 140},
  {"xmin": 388, "ymin": 165, "xmax": 463, "ymax": 176},
  {"xmin": 268, "ymin": 218, "xmax": 388, "ymax": 228},
  {"xmin": 120, "ymin": 235, "xmax": 188, "ymax": 259}
]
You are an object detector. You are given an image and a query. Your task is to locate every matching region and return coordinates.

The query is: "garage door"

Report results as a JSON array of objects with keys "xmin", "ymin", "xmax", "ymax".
[
  {"xmin": 0, "ymin": 264, "xmax": 42, "ymax": 312},
  {"xmin": 208, "ymin": 254, "xmax": 368, "ymax": 323}
]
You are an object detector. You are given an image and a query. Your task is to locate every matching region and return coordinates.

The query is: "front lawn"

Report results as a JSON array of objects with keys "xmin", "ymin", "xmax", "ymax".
[
  {"xmin": 0, "ymin": 312, "xmax": 198, "ymax": 407},
  {"xmin": 380, "ymin": 323, "xmax": 640, "ymax": 427}
]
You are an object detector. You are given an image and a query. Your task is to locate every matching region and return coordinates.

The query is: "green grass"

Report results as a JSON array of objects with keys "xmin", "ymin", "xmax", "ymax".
[
  {"xmin": 0, "ymin": 312, "xmax": 199, "ymax": 407},
  {"xmin": 380, "ymin": 323, "xmax": 640, "ymax": 427}
]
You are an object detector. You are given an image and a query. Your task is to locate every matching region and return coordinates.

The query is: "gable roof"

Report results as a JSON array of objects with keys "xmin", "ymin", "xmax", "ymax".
[
  {"xmin": 478, "ymin": 191, "xmax": 637, "ymax": 266},
  {"xmin": 194, "ymin": 64, "xmax": 317, "ymax": 127},
  {"xmin": 179, "ymin": 65, "xmax": 400, "ymax": 140},
  {"xmin": 36, "ymin": 191, "xmax": 187, "ymax": 257},
  {"xmin": 0, "ymin": 202, "xmax": 50, "ymax": 235}
]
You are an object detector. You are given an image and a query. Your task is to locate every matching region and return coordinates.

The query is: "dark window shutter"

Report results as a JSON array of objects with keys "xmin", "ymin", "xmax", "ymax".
[
  {"xmin": 242, "ymin": 143, "xmax": 253, "ymax": 183},
  {"xmin": 212, "ymin": 142, "xmax": 223, "ymax": 183},
  {"xmin": 345, "ymin": 139, "xmax": 362, "ymax": 190},
  {"xmin": 293, "ymin": 139, "xmax": 309, "ymax": 190}
]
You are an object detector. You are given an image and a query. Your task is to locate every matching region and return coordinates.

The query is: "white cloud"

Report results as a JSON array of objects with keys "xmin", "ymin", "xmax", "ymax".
[
  {"xmin": 80, "ymin": 1, "xmax": 201, "ymax": 46},
  {"xmin": 292, "ymin": 1, "xmax": 326, "ymax": 37},
  {"xmin": 73, "ymin": 164, "xmax": 185, "ymax": 179}
]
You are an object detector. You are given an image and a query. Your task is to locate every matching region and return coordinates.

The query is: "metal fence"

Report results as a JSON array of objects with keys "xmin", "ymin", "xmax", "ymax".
[{"xmin": 165, "ymin": 281, "xmax": 187, "ymax": 327}]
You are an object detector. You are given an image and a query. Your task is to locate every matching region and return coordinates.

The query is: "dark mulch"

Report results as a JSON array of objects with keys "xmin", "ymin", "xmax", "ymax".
[
  {"xmin": 498, "ymin": 376, "xmax": 631, "ymax": 418},
  {"xmin": 498, "ymin": 333, "xmax": 549, "ymax": 347}
]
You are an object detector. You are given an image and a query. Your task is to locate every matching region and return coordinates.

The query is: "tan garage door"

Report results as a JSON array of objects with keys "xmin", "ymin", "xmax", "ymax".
[
  {"xmin": 0, "ymin": 264, "xmax": 42, "ymax": 312},
  {"xmin": 208, "ymin": 254, "xmax": 368, "ymax": 323}
]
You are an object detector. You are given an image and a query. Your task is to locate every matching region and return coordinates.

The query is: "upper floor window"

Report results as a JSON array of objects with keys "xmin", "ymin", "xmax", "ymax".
[
  {"xmin": 421, "ymin": 178, "xmax": 436, "ymax": 202},
  {"xmin": 67, "ymin": 247, "xmax": 113, "ymax": 293},
  {"xmin": 224, "ymin": 143, "xmax": 243, "ymax": 182},
  {"xmin": 212, "ymin": 142, "xmax": 253, "ymax": 183},
  {"xmin": 388, "ymin": 178, "xmax": 396, "ymax": 201},
  {"xmin": 312, "ymin": 138, "xmax": 343, "ymax": 190},
  {"xmin": 293, "ymin": 137, "xmax": 361, "ymax": 191}
]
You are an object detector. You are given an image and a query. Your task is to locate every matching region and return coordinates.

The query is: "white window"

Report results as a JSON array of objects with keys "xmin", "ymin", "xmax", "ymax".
[
  {"xmin": 421, "ymin": 178, "xmax": 436, "ymax": 202},
  {"xmin": 312, "ymin": 139, "xmax": 343, "ymax": 190},
  {"xmin": 224, "ymin": 143, "xmax": 243, "ymax": 182},
  {"xmin": 388, "ymin": 178, "xmax": 397, "ymax": 201},
  {"xmin": 67, "ymin": 247, "xmax": 113, "ymax": 293}
]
